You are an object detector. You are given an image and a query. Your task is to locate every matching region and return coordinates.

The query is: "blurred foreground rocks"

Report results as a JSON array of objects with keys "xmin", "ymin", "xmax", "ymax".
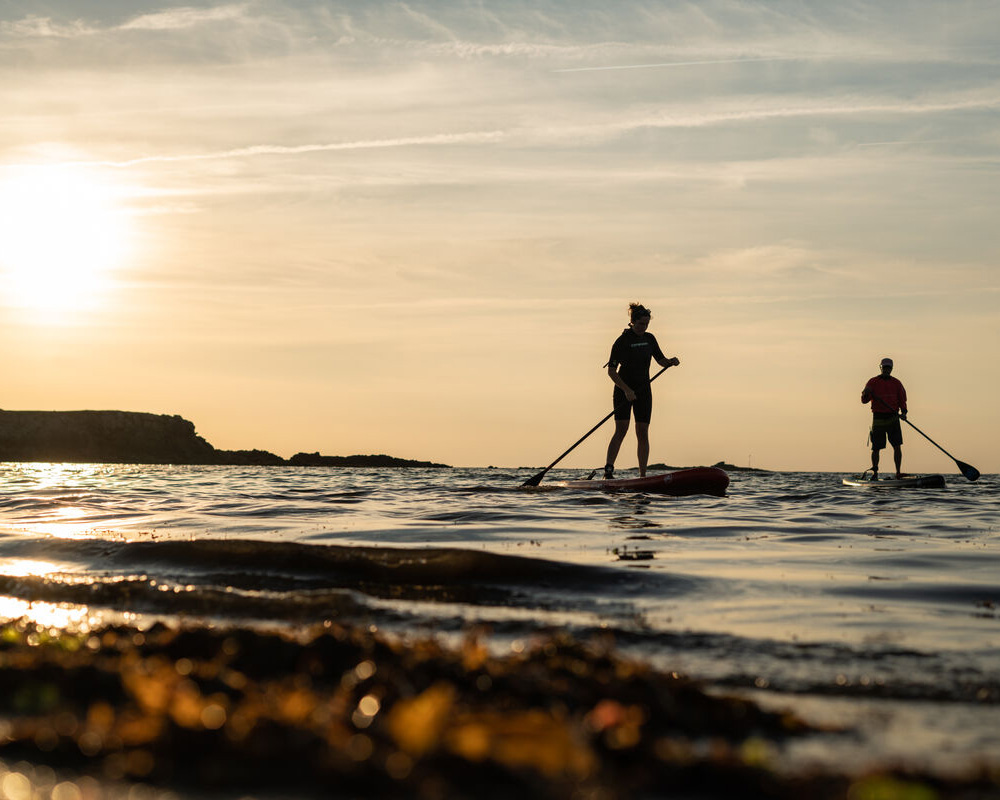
[{"xmin": 0, "ymin": 620, "xmax": 996, "ymax": 800}]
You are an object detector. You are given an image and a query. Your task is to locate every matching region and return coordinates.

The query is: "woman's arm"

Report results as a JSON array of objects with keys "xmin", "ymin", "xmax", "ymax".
[{"xmin": 607, "ymin": 364, "xmax": 636, "ymax": 401}]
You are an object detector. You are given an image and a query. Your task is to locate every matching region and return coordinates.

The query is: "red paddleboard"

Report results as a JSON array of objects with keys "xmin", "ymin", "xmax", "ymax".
[{"xmin": 555, "ymin": 466, "xmax": 729, "ymax": 496}]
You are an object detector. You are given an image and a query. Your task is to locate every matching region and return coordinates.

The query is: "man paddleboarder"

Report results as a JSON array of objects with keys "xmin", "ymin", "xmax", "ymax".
[
  {"xmin": 604, "ymin": 303, "xmax": 679, "ymax": 479},
  {"xmin": 861, "ymin": 357, "xmax": 908, "ymax": 480}
]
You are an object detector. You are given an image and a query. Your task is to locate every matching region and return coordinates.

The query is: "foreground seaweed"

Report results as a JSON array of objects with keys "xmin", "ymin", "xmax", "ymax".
[{"xmin": 0, "ymin": 619, "xmax": 995, "ymax": 800}]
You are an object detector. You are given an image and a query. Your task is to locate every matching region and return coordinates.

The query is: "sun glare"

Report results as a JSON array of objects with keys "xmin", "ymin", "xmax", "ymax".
[{"xmin": 0, "ymin": 166, "xmax": 133, "ymax": 319}]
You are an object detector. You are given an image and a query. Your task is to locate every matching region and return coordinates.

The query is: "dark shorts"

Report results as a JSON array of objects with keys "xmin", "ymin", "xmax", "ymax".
[
  {"xmin": 870, "ymin": 413, "xmax": 902, "ymax": 450},
  {"xmin": 614, "ymin": 388, "xmax": 652, "ymax": 424}
]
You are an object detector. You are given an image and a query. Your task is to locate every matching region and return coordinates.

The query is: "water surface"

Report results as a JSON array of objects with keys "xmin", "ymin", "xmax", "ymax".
[{"xmin": 0, "ymin": 463, "xmax": 996, "ymax": 777}]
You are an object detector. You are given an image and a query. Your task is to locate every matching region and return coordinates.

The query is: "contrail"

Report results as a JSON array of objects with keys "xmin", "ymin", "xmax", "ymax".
[
  {"xmin": 17, "ymin": 131, "xmax": 507, "ymax": 170},
  {"xmin": 554, "ymin": 57, "xmax": 798, "ymax": 73}
]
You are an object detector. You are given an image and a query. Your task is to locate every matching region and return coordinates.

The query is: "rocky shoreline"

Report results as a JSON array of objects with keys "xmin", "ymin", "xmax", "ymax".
[
  {"xmin": 2, "ymin": 618, "xmax": 994, "ymax": 800},
  {"xmin": 0, "ymin": 410, "xmax": 448, "ymax": 467},
  {"xmin": 0, "ymin": 410, "xmax": 754, "ymax": 473}
]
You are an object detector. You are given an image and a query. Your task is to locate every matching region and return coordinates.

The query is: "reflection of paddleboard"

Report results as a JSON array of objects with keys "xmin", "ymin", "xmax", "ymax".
[
  {"xmin": 555, "ymin": 467, "xmax": 729, "ymax": 496},
  {"xmin": 842, "ymin": 473, "xmax": 946, "ymax": 488}
]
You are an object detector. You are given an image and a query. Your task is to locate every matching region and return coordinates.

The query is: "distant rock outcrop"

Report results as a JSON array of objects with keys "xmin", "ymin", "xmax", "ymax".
[
  {"xmin": 0, "ymin": 410, "xmax": 448, "ymax": 467},
  {"xmin": 288, "ymin": 452, "xmax": 450, "ymax": 468},
  {"xmin": 646, "ymin": 461, "xmax": 770, "ymax": 473},
  {"xmin": 0, "ymin": 410, "xmax": 219, "ymax": 465},
  {"xmin": 213, "ymin": 449, "xmax": 288, "ymax": 467}
]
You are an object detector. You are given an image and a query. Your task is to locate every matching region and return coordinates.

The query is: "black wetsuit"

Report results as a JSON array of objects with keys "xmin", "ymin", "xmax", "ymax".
[{"xmin": 607, "ymin": 328, "xmax": 665, "ymax": 423}]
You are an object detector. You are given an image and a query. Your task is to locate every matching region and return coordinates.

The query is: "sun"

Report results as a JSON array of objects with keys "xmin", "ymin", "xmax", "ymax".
[{"xmin": 0, "ymin": 165, "xmax": 133, "ymax": 319}]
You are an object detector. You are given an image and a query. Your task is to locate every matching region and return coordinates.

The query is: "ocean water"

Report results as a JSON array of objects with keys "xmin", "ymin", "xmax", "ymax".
[{"xmin": 0, "ymin": 462, "xmax": 996, "ymax": 779}]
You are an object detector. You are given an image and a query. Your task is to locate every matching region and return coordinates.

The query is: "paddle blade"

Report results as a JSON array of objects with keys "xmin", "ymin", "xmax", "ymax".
[
  {"xmin": 957, "ymin": 461, "xmax": 980, "ymax": 482},
  {"xmin": 521, "ymin": 470, "xmax": 546, "ymax": 488}
]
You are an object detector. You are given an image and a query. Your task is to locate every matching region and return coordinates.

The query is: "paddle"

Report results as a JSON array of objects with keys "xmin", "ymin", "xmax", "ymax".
[
  {"xmin": 900, "ymin": 417, "xmax": 980, "ymax": 482},
  {"xmin": 521, "ymin": 364, "xmax": 670, "ymax": 487},
  {"xmin": 868, "ymin": 395, "xmax": 979, "ymax": 481}
]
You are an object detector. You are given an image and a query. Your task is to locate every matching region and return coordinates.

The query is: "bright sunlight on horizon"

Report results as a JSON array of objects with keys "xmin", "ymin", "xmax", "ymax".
[{"xmin": 1, "ymin": 1, "xmax": 998, "ymax": 473}]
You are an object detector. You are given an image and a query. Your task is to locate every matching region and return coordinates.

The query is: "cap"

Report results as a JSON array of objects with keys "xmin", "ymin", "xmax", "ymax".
[{"xmin": 880, "ymin": 357, "xmax": 893, "ymax": 367}]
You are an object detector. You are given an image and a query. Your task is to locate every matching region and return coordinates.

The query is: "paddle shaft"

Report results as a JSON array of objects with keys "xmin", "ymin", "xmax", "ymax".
[
  {"xmin": 900, "ymin": 416, "xmax": 947, "ymax": 455},
  {"xmin": 868, "ymin": 393, "xmax": 948, "ymax": 454},
  {"xmin": 522, "ymin": 365, "xmax": 669, "ymax": 487}
]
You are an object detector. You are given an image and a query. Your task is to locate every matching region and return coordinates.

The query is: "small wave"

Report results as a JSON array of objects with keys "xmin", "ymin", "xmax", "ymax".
[
  {"xmin": 0, "ymin": 573, "xmax": 371, "ymax": 622},
  {"xmin": 0, "ymin": 536, "xmax": 702, "ymax": 611},
  {"xmin": 826, "ymin": 581, "xmax": 1000, "ymax": 606},
  {"xmin": 605, "ymin": 627, "xmax": 1000, "ymax": 704},
  {"xmin": 202, "ymin": 502, "xmax": 351, "ymax": 518},
  {"xmin": 253, "ymin": 489, "xmax": 376, "ymax": 504},
  {"xmin": 418, "ymin": 509, "xmax": 548, "ymax": 523}
]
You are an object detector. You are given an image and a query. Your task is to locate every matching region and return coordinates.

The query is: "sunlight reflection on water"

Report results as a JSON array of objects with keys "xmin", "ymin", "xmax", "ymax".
[{"xmin": 0, "ymin": 597, "xmax": 93, "ymax": 630}]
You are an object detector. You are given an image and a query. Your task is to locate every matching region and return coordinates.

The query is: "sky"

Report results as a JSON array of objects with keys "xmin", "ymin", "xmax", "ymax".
[{"xmin": 0, "ymin": 1, "xmax": 998, "ymax": 473}]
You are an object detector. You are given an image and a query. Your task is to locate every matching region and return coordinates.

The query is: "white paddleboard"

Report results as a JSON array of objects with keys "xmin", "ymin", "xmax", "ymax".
[{"xmin": 842, "ymin": 473, "xmax": 946, "ymax": 488}]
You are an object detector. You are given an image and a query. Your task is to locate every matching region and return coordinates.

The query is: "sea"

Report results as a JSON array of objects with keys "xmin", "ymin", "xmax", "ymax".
[{"xmin": 0, "ymin": 462, "xmax": 997, "ymax": 781}]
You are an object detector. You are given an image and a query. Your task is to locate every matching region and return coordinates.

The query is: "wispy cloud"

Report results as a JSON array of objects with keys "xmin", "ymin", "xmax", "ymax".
[
  {"xmin": 0, "ymin": 3, "xmax": 250, "ymax": 39},
  {"xmin": 13, "ymin": 81, "xmax": 994, "ymax": 176},
  {"xmin": 554, "ymin": 56, "xmax": 801, "ymax": 73},
  {"xmin": 118, "ymin": 4, "xmax": 250, "ymax": 32},
  {"xmin": 571, "ymin": 91, "xmax": 1000, "ymax": 139},
  {"xmin": 47, "ymin": 131, "xmax": 508, "ymax": 169},
  {"xmin": 0, "ymin": 16, "xmax": 96, "ymax": 39},
  {"xmin": 855, "ymin": 140, "xmax": 950, "ymax": 148}
]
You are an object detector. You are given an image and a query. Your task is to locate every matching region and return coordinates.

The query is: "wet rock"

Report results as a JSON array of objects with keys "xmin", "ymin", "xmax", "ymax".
[{"xmin": 1, "ymin": 620, "xmax": 994, "ymax": 799}]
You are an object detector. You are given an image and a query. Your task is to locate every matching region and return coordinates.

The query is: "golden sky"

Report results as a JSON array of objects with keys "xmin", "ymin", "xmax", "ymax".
[{"xmin": 1, "ymin": 1, "xmax": 998, "ymax": 472}]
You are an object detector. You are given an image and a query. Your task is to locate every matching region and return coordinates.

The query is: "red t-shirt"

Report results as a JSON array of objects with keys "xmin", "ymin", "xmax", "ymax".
[{"xmin": 862, "ymin": 375, "xmax": 907, "ymax": 415}]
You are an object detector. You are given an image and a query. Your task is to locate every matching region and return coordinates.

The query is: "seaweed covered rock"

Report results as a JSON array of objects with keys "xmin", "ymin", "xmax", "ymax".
[{"xmin": 1, "ymin": 620, "xmax": 993, "ymax": 799}]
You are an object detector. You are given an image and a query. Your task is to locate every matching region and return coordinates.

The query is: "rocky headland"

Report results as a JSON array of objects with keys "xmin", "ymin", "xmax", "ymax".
[{"xmin": 0, "ymin": 410, "xmax": 449, "ymax": 467}]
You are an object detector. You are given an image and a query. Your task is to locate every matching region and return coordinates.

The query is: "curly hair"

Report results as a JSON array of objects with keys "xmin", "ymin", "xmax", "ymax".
[{"xmin": 628, "ymin": 303, "xmax": 651, "ymax": 321}]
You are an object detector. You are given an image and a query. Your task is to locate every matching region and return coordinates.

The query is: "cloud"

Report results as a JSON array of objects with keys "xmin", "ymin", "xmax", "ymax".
[
  {"xmin": 553, "ymin": 56, "xmax": 801, "ymax": 73},
  {"xmin": 46, "ymin": 131, "xmax": 507, "ymax": 169},
  {"xmin": 16, "ymin": 79, "xmax": 994, "ymax": 177},
  {"xmin": 0, "ymin": 4, "xmax": 252, "ymax": 39},
  {"xmin": 594, "ymin": 91, "xmax": 1000, "ymax": 136},
  {"xmin": 0, "ymin": 16, "xmax": 96, "ymax": 39},
  {"xmin": 117, "ymin": 4, "xmax": 251, "ymax": 32},
  {"xmin": 4, "ymin": 1, "xmax": 995, "ymax": 68}
]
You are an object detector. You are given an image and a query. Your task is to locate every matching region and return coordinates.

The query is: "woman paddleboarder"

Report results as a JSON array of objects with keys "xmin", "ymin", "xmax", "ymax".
[{"xmin": 604, "ymin": 303, "xmax": 680, "ymax": 479}]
